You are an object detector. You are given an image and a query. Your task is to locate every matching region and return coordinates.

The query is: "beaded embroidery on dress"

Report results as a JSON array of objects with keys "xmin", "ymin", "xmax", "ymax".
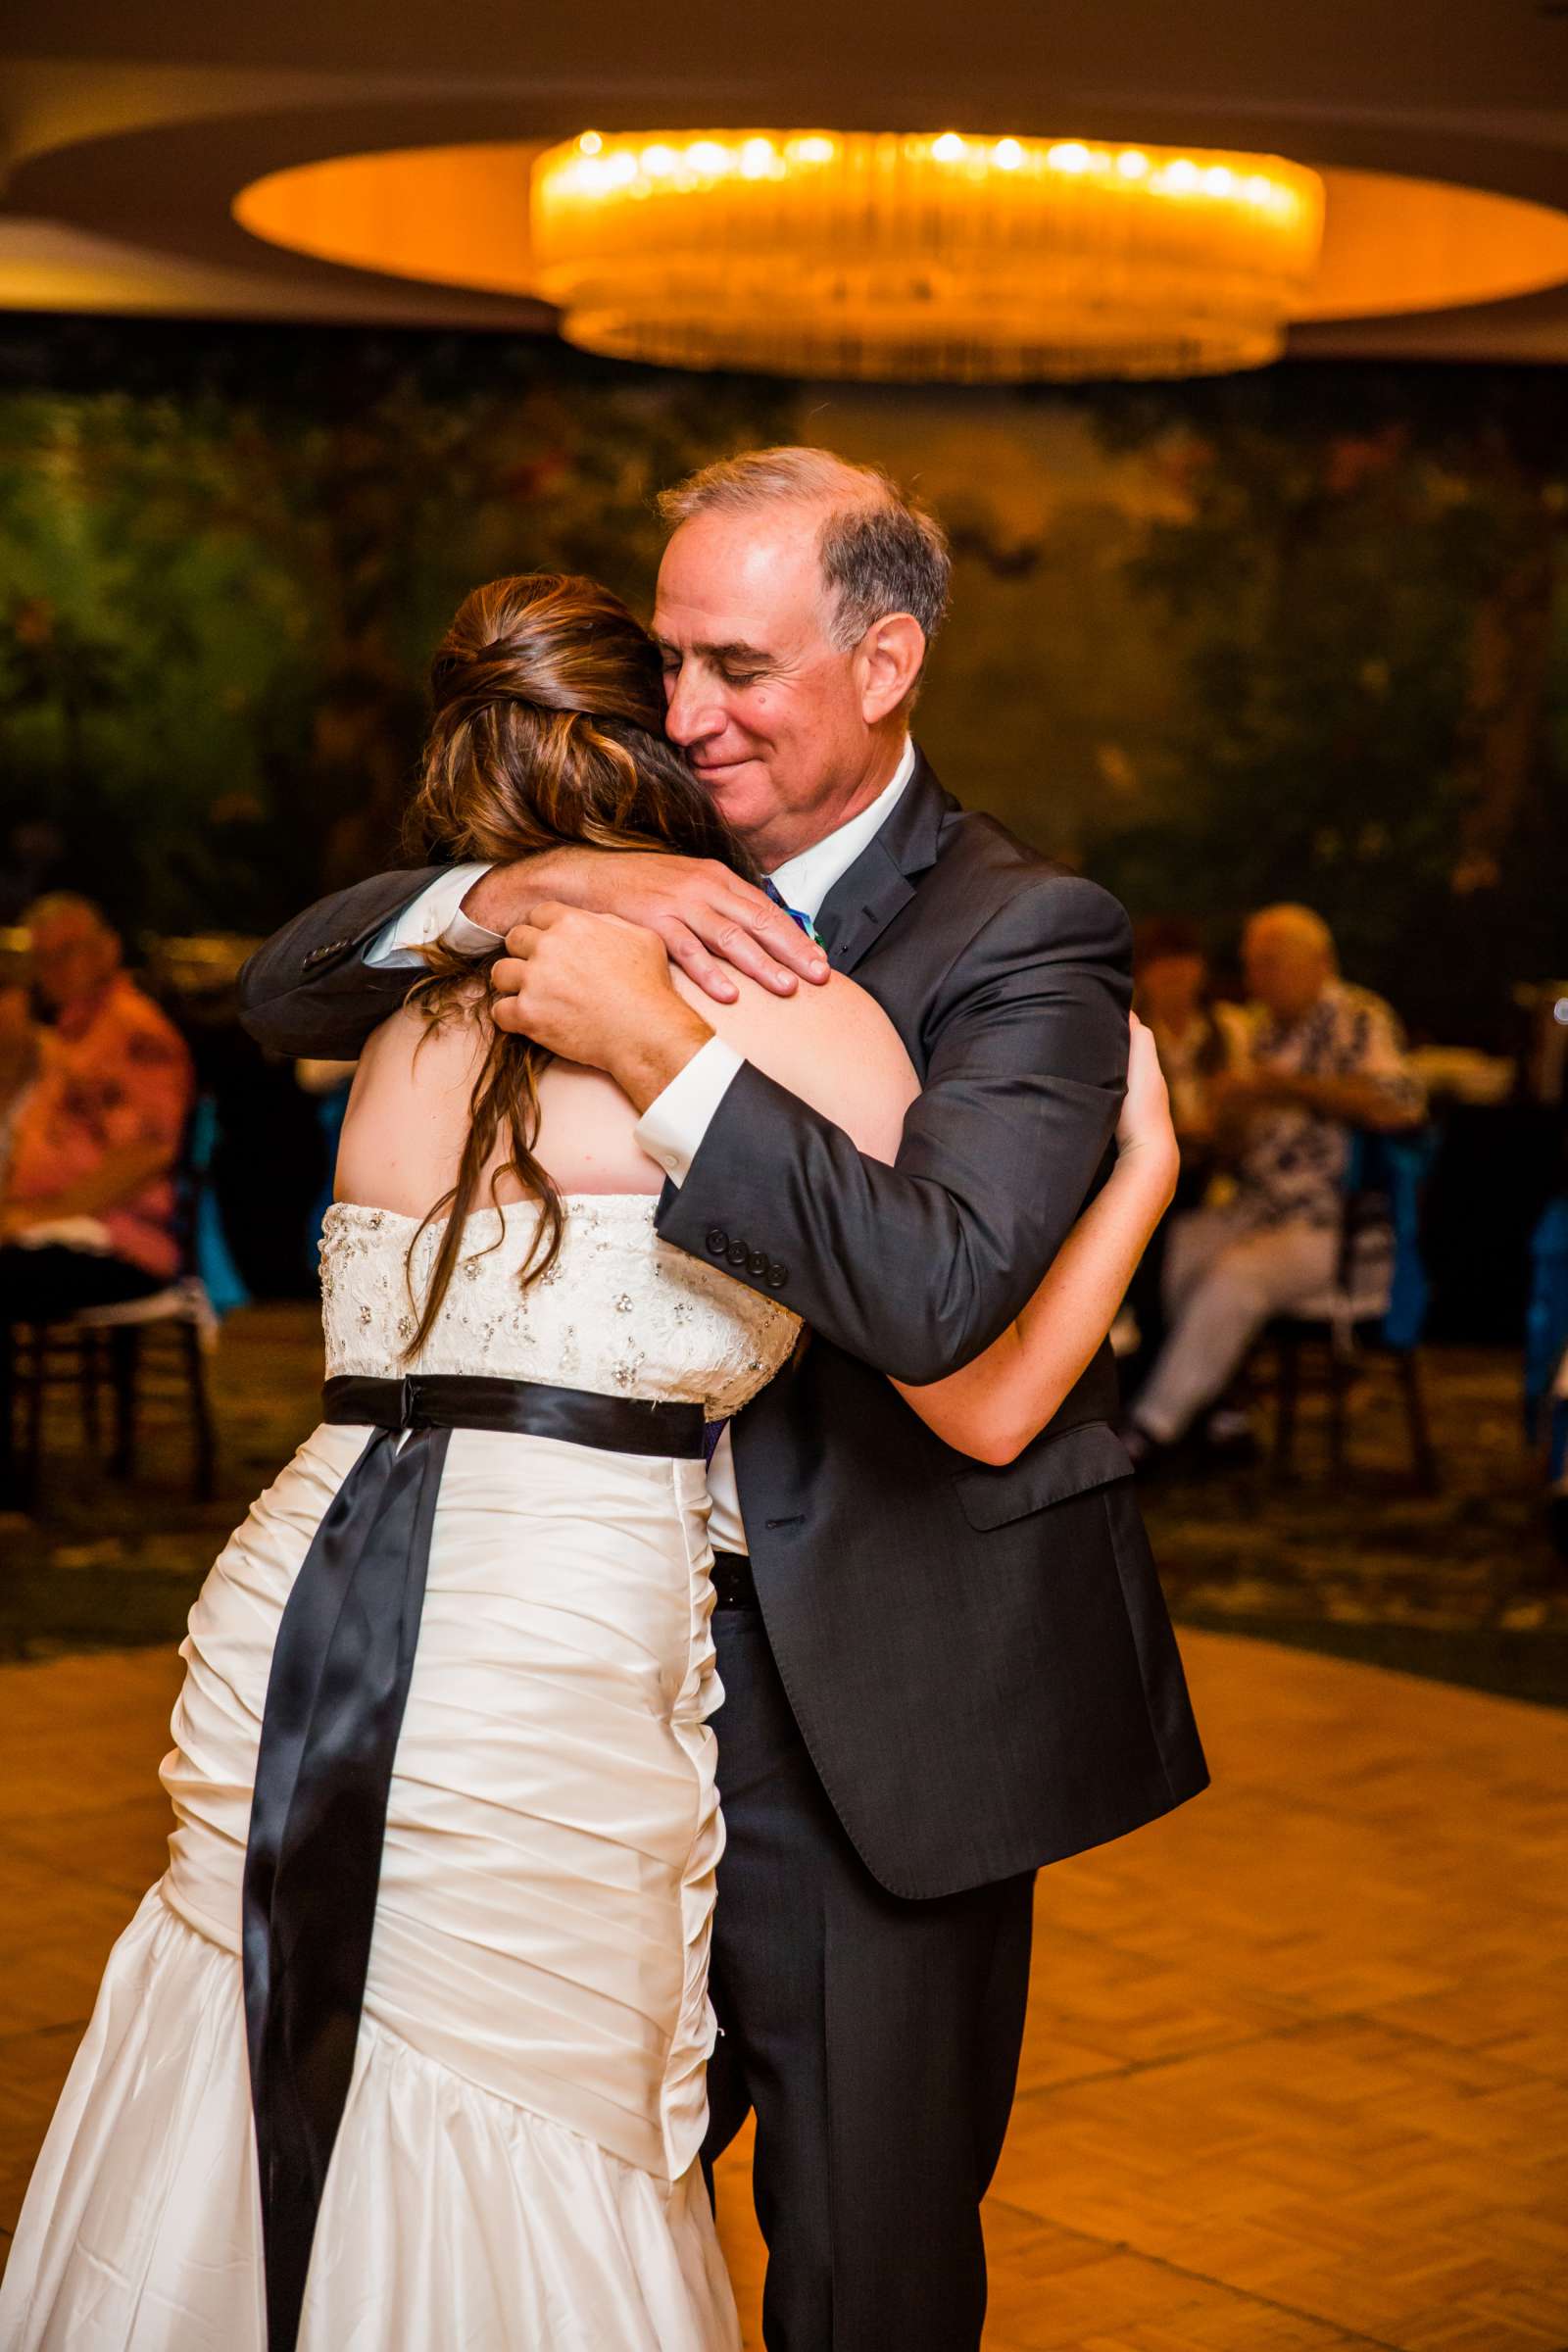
[{"xmin": 320, "ymin": 1193, "xmax": 799, "ymax": 1409}]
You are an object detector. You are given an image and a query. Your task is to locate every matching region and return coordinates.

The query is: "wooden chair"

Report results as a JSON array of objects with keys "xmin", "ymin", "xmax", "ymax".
[{"xmin": 1258, "ymin": 1129, "xmax": 1440, "ymax": 1492}]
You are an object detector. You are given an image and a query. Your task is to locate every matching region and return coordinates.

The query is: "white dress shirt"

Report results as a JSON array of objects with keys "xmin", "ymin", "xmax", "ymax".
[
  {"xmin": 366, "ymin": 861, "xmax": 501, "ymax": 967},
  {"xmin": 366, "ymin": 738, "xmax": 917, "ymax": 1552}
]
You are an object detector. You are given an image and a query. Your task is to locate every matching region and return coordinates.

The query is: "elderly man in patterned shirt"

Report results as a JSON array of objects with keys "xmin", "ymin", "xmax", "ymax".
[
  {"xmin": 0, "ymin": 895, "xmax": 193, "ymax": 1322},
  {"xmin": 1126, "ymin": 903, "xmax": 1425, "ymax": 1461}
]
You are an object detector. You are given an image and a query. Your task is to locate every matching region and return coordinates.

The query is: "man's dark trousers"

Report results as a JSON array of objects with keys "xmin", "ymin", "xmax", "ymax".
[{"xmin": 705, "ymin": 1600, "xmax": 1035, "ymax": 2352}]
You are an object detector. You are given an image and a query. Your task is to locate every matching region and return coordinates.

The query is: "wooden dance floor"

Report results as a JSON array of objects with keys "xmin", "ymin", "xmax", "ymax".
[{"xmin": 2, "ymin": 1629, "xmax": 1565, "ymax": 2349}]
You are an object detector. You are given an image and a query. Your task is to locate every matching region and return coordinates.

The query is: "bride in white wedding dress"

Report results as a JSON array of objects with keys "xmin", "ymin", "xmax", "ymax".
[{"xmin": 0, "ymin": 574, "xmax": 1178, "ymax": 2352}]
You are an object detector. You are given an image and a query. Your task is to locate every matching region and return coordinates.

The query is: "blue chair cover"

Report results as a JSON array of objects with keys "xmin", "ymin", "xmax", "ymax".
[
  {"xmin": 1524, "ymin": 1195, "xmax": 1568, "ymax": 1455},
  {"xmin": 189, "ymin": 1093, "xmax": 250, "ymax": 1318},
  {"xmin": 1347, "ymin": 1129, "xmax": 1436, "ymax": 1352}
]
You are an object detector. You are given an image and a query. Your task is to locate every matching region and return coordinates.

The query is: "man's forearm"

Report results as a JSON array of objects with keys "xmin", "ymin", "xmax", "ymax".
[
  {"xmin": 461, "ymin": 850, "xmax": 588, "ymax": 933},
  {"xmin": 1293, "ymin": 1074, "xmax": 1418, "ymax": 1129}
]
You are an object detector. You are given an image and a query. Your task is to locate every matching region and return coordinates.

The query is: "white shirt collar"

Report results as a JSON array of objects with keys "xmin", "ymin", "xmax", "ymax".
[{"xmin": 766, "ymin": 738, "xmax": 916, "ymax": 924}]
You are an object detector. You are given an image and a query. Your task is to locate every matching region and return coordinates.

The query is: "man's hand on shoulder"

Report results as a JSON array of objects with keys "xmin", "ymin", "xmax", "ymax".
[
  {"xmin": 464, "ymin": 848, "xmax": 828, "ymax": 1005},
  {"xmin": 491, "ymin": 904, "xmax": 715, "ymax": 1111}
]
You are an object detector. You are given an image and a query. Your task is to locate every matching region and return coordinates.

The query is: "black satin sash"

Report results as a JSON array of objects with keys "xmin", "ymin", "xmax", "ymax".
[{"xmin": 240, "ymin": 1372, "xmax": 705, "ymax": 2352}]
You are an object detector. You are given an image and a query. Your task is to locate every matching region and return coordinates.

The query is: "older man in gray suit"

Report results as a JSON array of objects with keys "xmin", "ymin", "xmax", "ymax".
[{"xmin": 239, "ymin": 446, "xmax": 1207, "ymax": 2352}]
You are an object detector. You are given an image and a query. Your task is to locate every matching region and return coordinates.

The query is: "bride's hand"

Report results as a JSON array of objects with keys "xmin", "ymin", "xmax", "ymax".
[{"xmin": 1117, "ymin": 1014, "xmax": 1180, "ymax": 1200}]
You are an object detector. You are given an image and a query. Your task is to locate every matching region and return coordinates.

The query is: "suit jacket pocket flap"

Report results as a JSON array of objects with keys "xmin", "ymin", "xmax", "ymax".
[{"xmin": 954, "ymin": 1419, "xmax": 1134, "ymax": 1533}]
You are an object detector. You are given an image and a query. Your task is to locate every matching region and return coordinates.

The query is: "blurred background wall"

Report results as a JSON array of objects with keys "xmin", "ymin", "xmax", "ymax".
[{"xmin": 3, "ymin": 314, "xmax": 1563, "ymax": 1059}]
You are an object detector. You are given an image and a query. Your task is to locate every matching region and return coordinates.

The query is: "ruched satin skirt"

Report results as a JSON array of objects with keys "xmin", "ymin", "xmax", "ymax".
[{"xmin": 0, "ymin": 1421, "xmax": 740, "ymax": 2352}]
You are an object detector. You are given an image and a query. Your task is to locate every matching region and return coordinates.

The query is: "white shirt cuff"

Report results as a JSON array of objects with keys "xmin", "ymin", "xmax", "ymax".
[
  {"xmin": 364, "ymin": 863, "xmax": 500, "ymax": 967},
  {"xmin": 634, "ymin": 1037, "xmax": 745, "ymax": 1187}
]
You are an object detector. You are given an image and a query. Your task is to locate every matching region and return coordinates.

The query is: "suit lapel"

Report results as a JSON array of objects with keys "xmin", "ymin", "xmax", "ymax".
[{"xmin": 814, "ymin": 753, "xmax": 951, "ymax": 974}]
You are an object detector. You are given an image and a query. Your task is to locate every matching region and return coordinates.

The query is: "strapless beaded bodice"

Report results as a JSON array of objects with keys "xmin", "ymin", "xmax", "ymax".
[{"xmin": 319, "ymin": 1196, "xmax": 800, "ymax": 1418}]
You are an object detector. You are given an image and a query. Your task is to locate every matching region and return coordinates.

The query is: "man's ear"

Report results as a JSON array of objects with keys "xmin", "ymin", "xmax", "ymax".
[{"xmin": 857, "ymin": 613, "xmax": 926, "ymax": 725}]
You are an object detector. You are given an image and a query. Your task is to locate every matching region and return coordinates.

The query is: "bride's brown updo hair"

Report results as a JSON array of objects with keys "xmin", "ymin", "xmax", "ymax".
[{"xmin": 401, "ymin": 571, "xmax": 749, "ymax": 1351}]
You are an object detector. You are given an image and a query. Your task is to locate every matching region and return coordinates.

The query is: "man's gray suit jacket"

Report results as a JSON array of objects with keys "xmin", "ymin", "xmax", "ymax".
[{"xmin": 238, "ymin": 753, "xmax": 1208, "ymax": 1898}]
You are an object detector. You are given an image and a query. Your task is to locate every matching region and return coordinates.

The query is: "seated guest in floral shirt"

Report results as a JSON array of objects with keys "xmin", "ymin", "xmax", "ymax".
[
  {"xmin": 1125, "ymin": 903, "xmax": 1425, "ymax": 1463},
  {"xmin": 0, "ymin": 896, "xmax": 194, "ymax": 1321}
]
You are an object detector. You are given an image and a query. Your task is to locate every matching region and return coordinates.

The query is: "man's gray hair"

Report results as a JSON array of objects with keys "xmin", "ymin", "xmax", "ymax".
[{"xmin": 657, "ymin": 446, "xmax": 952, "ymax": 655}]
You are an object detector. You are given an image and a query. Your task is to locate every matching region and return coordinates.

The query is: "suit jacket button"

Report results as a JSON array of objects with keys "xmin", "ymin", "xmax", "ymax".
[
  {"xmin": 706, "ymin": 1227, "xmax": 729, "ymax": 1256},
  {"xmin": 748, "ymin": 1250, "xmax": 769, "ymax": 1277},
  {"xmin": 767, "ymin": 1261, "xmax": 788, "ymax": 1288},
  {"xmin": 727, "ymin": 1241, "xmax": 750, "ymax": 1268}
]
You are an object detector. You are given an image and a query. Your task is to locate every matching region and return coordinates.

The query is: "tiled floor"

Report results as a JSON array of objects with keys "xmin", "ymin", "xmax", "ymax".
[{"xmin": 3, "ymin": 1631, "xmax": 1566, "ymax": 2349}]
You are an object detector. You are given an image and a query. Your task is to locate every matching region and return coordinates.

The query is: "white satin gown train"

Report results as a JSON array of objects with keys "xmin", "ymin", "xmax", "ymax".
[{"xmin": 0, "ymin": 1197, "xmax": 800, "ymax": 2351}]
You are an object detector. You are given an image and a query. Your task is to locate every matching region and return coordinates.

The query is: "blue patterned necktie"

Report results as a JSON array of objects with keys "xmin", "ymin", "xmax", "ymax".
[{"xmin": 762, "ymin": 876, "xmax": 824, "ymax": 949}]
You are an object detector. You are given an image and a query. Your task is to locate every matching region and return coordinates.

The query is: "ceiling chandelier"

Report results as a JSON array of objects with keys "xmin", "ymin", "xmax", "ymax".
[{"xmin": 529, "ymin": 130, "xmax": 1326, "ymax": 383}]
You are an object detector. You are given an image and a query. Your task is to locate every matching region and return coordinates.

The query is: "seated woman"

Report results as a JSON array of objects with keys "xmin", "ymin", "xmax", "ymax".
[
  {"xmin": 1132, "ymin": 917, "xmax": 1250, "ymax": 1185},
  {"xmin": 1121, "ymin": 913, "xmax": 1250, "ymax": 1380},
  {"xmin": 1, "ymin": 573, "xmax": 1176, "ymax": 2352}
]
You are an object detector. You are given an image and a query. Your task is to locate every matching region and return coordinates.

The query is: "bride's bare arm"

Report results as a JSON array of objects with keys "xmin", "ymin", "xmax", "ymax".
[
  {"xmin": 675, "ymin": 968, "xmax": 918, "ymax": 1159},
  {"xmin": 893, "ymin": 1018, "xmax": 1177, "ymax": 1465}
]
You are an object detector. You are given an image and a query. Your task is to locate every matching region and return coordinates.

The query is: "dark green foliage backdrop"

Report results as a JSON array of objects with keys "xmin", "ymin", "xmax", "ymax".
[
  {"xmin": 1075, "ymin": 368, "xmax": 1568, "ymax": 1044},
  {"xmin": 0, "ymin": 317, "xmax": 790, "ymax": 934},
  {"xmin": 1, "ymin": 315, "xmax": 1563, "ymax": 1044}
]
